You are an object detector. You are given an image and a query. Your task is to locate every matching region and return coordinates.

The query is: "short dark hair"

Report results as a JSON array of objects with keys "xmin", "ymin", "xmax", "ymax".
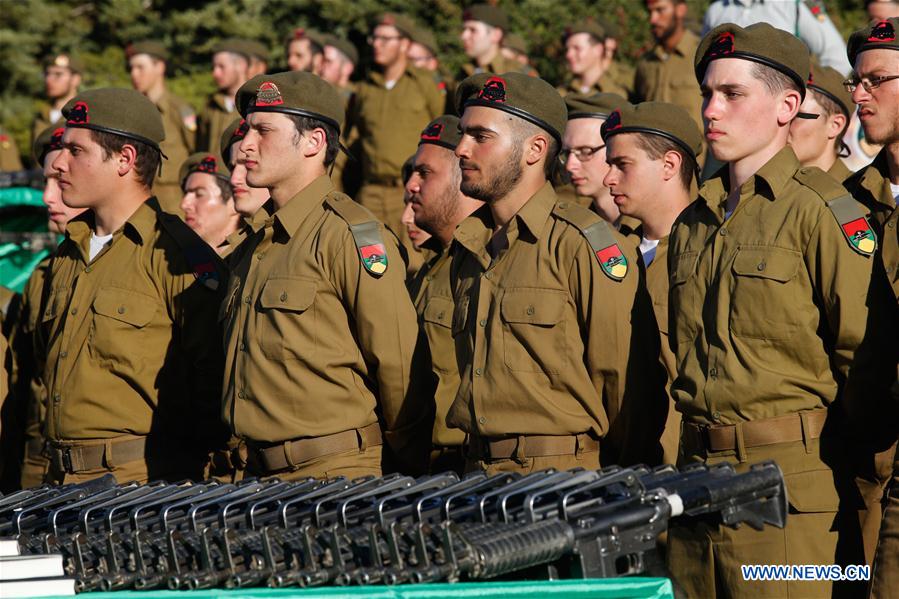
[
  {"xmin": 286, "ymin": 114, "xmax": 340, "ymax": 168},
  {"xmin": 89, "ymin": 129, "xmax": 161, "ymax": 188},
  {"xmin": 632, "ymin": 132, "xmax": 696, "ymax": 189},
  {"xmin": 214, "ymin": 177, "xmax": 234, "ymax": 202},
  {"xmin": 750, "ymin": 62, "xmax": 802, "ymax": 98},
  {"xmin": 510, "ymin": 117, "xmax": 560, "ymax": 179},
  {"xmin": 809, "ymin": 88, "xmax": 850, "ymax": 152}
]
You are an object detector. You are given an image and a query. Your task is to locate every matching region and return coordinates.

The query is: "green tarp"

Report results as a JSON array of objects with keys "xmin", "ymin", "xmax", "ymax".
[
  {"xmin": 44, "ymin": 579, "xmax": 674, "ymax": 599},
  {"xmin": 0, "ymin": 186, "xmax": 52, "ymax": 293}
]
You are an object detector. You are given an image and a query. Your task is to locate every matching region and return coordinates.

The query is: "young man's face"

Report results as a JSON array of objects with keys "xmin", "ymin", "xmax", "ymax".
[
  {"xmin": 461, "ymin": 21, "xmax": 497, "ymax": 59},
  {"xmin": 853, "ymin": 49, "xmax": 899, "ymax": 146},
  {"xmin": 229, "ymin": 144, "xmax": 269, "ymax": 217},
  {"xmin": 286, "ymin": 38, "xmax": 320, "ymax": 73},
  {"xmin": 701, "ymin": 58, "xmax": 785, "ymax": 163},
  {"xmin": 52, "ymin": 127, "xmax": 122, "ymax": 210},
  {"xmin": 240, "ymin": 112, "xmax": 308, "ymax": 190},
  {"xmin": 565, "ymin": 33, "xmax": 604, "ymax": 76},
  {"xmin": 456, "ymin": 106, "xmax": 528, "ymax": 203},
  {"xmin": 45, "ymin": 66, "xmax": 79, "ymax": 100},
  {"xmin": 212, "ymin": 52, "xmax": 249, "ymax": 92},
  {"xmin": 562, "ymin": 117, "xmax": 610, "ymax": 198},
  {"xmin": 180, "ymin": 171, "xmax": 235, "ymax": 244},
  {"xmin": 788, "ymin": 92, "xmax": 843, "ymax": 165},
  {"xmin": 129, "ymin": 54, "xmax": 165, "ymax": 94},
  {"xmin": 407, "ymin": 42, "xmax": 437, "ymax": 71},
  {"xmin": 647, "ymin": 0, "xmax": 684, "ymax": 44},
  {"xmin": 603, "ymin": 133, "xmax": 668, "ymax": 221},
  {"xmin": 42, "ymin": 148, "xmax": 86, "ymax": 234},
  {"xmin": 406, "ymin": 143, "xmax": 461, "ymax": 237},
  {"xmin": 401, "ymin": 193, "xmax": 430, "ymax": 248},
  {"xmin": 371, "ymin": 24, "xmax": 407, "ymax": 67},
  {"xmin": 320, "ymin": 46, "xmax": 347, "ymax": 84}
]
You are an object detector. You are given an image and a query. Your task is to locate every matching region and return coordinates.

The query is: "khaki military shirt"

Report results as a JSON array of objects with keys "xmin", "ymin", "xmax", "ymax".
[
  {"xmin": 0, "ymin": 128, "xmax": 22, "ymax": 171},
  {"xmin": 408, "ymin": 240, "xmax": 464, "ymax": 448},
  {"xmin": 197, "ymin": 93, "xmax": 236, "ymax": 157},
  {"xmin": 447, "ymin": 183, "xmax": 667, "ymax": 464},
  {"xmin": 605, "ymin": 61, "xmax": 635, "ymax": 99},
  {"xmin": 828, "ymin": 158, "xmax": 852, "ymax": 186},
  {"xmin": 668, "ymin": 147, "xmax": 874, "ymax": 426},
  {"xmin": 221, "ymin": 175, "xmax": 430, "ymax": 466},
  {"xmin": 14, "ymin": 257, "xmax": 51, "ymax": 451},
  {"xmin": 154, "ymin": 90, "xmax": 196, "ymax": 188},
  {"xmin": 41, "ymin": 199, "xmax": 226, "ymax": 443},
  {"xmin": 634, "ymin": 30, "xmax": 703, "ymax": 131},
  {"xmin": 346, "ymin": 66, "xmax": 444, "ymax": 183},
  {"xmin": 31, "ymin": 105, "xmax": 55, "ymax": 158},
  {"xmin": 557, "ymin": 76, "xmax": 629, "ymax": 100}
]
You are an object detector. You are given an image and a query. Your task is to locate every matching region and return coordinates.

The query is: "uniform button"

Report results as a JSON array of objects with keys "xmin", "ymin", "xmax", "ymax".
[
  {"xmin": 280, "ymin": 291, "xmax": 288, "ymax": 302},
  {"xmin": 719, "ymin": 228, "xmax": 728, "ymax": 236},
  {"xmin": 70, "ymin": 308, "xmax": 78, "ymax": 316},
  {"xmin": 886, "ymin": 266, "xmax": 895, "ymax": 274},
  {"xmin": 479, "ymin": 319, "xmax": 487, "ymax": 327},
  {"xmin": 709, "ymin": 367, "xmax": 718, "ymax": 378},
  {"xmin": 558, "ymin": 202, "xmax": 568, "ymax": 209},
  {"xmin": 238, "ymin": 391, "xmax": 246, "ymax": 399},
  {"xmin": 53, "ymin": 393, "xmax": 61, "ymax": 403},
  {"xmin": 84, "ymin": 266, "xmax": 91, "ymax": 273},
  {"xmin": 117, "ymin": 306, "xmax": 126, "ymax": 314},
  {"xmin": 478, "ymin": 417, "xmax": 486, "ymax": 424},
  {"xmin": 712, "ymin": 411, "xmax": 721, "ymax": 421},
  {"xmin": 888, "ymin": 221, "xmax": 895, "ymax": 229},
  {"xmin": 475, "ymin": 368, "xmax": 482, "ymax": 376},
  {"xmin": 437, "ymin": 311, "xmax": 445, "ymax": 319},
  {"xmin": 756, "ymin": 262, "xmax": 766, "ymax": 271},
  {"xmin": 256, "ymin": 253, "xmax": 265, "ymax": 260},
  {"xmin": 244, "ymin": 296, "xmax": 251, "ymax": 304},
  {"xmin": 526, "ymin": 305, "xmax": 535, "ymax": 315},
  {"xmin": 239, "ymin": 342, "xmax": 247, "ymax": 351},
  {"xmin": 484, "ymin": 272, "xmax": 491, "ymax": 279},
  {"xmin": 59, "ymin": 350, "xmax": 67, "ymax": 359}
]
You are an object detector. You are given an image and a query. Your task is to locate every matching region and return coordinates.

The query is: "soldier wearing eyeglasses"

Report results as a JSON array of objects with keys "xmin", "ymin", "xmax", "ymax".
[{"xmin": 842, "ymin": 18, "xmax": 899, "ymax": 599}]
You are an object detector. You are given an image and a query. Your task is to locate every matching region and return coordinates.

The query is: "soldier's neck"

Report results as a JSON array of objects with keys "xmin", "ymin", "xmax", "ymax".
[
  {"xmin": 661, "ymin": 27, "xmax": 685, "ymax": 53},
  {"xmin": 591, "ymin": 190, "xmax": 620, "ymax": 225},
  {"xmin": 727, "ymin": 138, "xmax": 788, "ymax": 196},
  {"xmin": 578, "ymin": 63, "xmax": 605, "ymax": 89},
  {"xmin": 489, "ymin": 176, "xmax": 546, "ymax": 229},
  {"xmin": 381, "ymin": 58, "xmax": 407, "ymax": 84},
  {"xmin": 884, "ymin": 140, "xmax": 899, "ymax": 185},
  {"xmin": 475, "ymin": 47, "xmax": 500, "ymax": 69},
  {"xmin": 145, "ymin": 81, "xmax": 166, "ymax": 104},
  {"xmin": 92, "ymin": 188, "xmax": 152, "ymax": 236},
  {"xmin": 641, "ymin": 186, "xmax": 691, "ymax": 240},
  {"xmin": 270, "ymin": 167, "xmax": 327, "ymax": 209},
  {"xmin": 802, "ymin": 151, "xmax": 836, "ymax": 174}
]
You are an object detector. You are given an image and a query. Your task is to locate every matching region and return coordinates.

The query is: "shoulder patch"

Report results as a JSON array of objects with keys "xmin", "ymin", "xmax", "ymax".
[
  {"xmin": 179, "ymin": 104, "xmax": 197, "ymax": 132},
  {"xmin": 552, "ymin": 202, "xmax": 628, "ymax": 281},
  {"xmin": 804, "ymin": 0, "xmax": 827, "ymax": 21},
  {"xmin": 827, "ymin": 194, "xmax": 877, "ymax": 256},
  {"xmin": 325, "ymin": 193, "xmax": 389, "ymax": 277},
  {"xmin": 158, "ymin": 212, "xmax": 224, "ymax": 290}
]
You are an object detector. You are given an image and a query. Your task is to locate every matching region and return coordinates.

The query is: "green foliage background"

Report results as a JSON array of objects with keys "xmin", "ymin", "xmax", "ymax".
[{"xmin": 0, "ymin": 0, "xmax": 870, "ymax": 164}]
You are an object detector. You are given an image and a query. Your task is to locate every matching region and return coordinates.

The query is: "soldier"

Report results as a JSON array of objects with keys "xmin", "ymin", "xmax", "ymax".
[
  {"xmin": 561, "ymin": 92, "xmax": 631, "ymax": 222},
  {"xmin": 197, "ymin": 39, "xmax": 252, "ymax": 156},
  {"xmin": 42, "ymin": 88, "xmax": 227, "ymax": 485},
  {"xmin": 319, "ymin": 35, "xmax": 358, "ymax": 108},
  {"xmin": 448, "ymin": 72, "xmax": 667, "ymax": 475},
  {"xmin": 179, "ymin": 153, "xmax": 240, "ymax": 257},
  {"xmin": 560, "ymin": 20, "xmax": 628, "ymax": 98},
  {"xmin": 222, "ymin": 71, "xmax": 431, "ymax": 480},
  {"xmin": 220, "ymin": 118, "xmax": 268, "ymax": 220},
  {"xmin": 0, "ymin": 127, "xmax": 22, "ymax": 171},
  {"xmin": 243, "ymin": 40, "xmax": 269, "ymax": 78},
  {"xmin": 841, "ymin": 19, "xmax": 899, "ymax": 597},
  {"xmin": 458, "ymin": 4, "xmax": 530, "ymax": 81},
  {"xmin": 787, "ymin": 65, "xmax": 854, "ymax": 183},
  {"xmin": 13, "ymin": 125, "xmax": 87, "ymax": 488},
  {"xmin": 32, "ymin": 53, "xmax": 82, "ymax": 152},
  {"xmin": 127, "ymin": 40, "xmax": 197, "ymax": 214},
  {"xmin": 400, "ymin": 154, "xmax": 434, "ymax": 265},
  {"xmin": 634, "ymin": 0, "xmax": 703, "ymax": 132},
  {"xmin": 501, "ymin": 34, "xmax": 529, "ymax": 68},
  {"xmin": 405, "ymin": 116, "xmax": 483, "ymax": 474},
  {"xmin": 408, "ymin": 25, "xmax": 440, "ymax": 73},
  {"xmin": 600, "ymin": 102, "xmax": 702, "ymax": 465},
  {"xmin": 345, "ymin": 13, "xmax": 444, "ymax": 272},
  {"xmin": 285, "ymin": 27, "xmax": 325, "ymax": 73},
  {"xmin": 596, "ymin": 17, "xmax": 636, "ymax": 98},
  {"xmin": 868, "ymin": 0, "xmax": 899, "ymax": 20},
  {"xmin": 665, "ymin": 23, "xmax": 876, "ymax": 598}
]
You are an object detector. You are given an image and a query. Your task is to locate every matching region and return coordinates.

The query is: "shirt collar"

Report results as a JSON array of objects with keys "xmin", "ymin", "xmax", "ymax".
[
  {"xmin": 271, "ymin": 175, "xmax": 334, "ymax": 238},
  {"xmin": 699, "ymin": 145, "xmax": 799, "ymax": 208},
  {"xmin": 858, "ymin": 149, "xmax": 895, "ymax": 208},
  {"xmin": 368, "ymin": 65, "xmax": 413, "ymax": 87},
  {"xmin": 514, "ymin": 181, "xmax": 557, "ymax": 240},
  {"xmin": 65, "ymin": 197, "xmax": 158, "ymax": 254},
  {"xmin": 453, "ymin": 182, "xmax": 556, "ymax": 254},
  {"xmin": 653, "ymin": 29, "xmax": 699, "ymax": 59}
]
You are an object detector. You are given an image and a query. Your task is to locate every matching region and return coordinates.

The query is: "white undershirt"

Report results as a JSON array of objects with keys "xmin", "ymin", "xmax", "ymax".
[
  {"xmin": 639, "ymin": 237, "xmax": 660, "ymax": 266},
  {"xmin": 49, "ymin": 108, "xmax": 62, "ymax": 124},
  {"xmin": 89, "ymin": 232, "xmax": 113, "ymax": 261},
  {"xmin": 385, "ymin": 79, "xmax": 397, "ymax": 90},
  {"xmin": 224, "ymin": 97, "xmax": 235, "ymax": 112},
  {"xmin": 890, "ymin": 182, "xmax": 899, "ymax": 205}
]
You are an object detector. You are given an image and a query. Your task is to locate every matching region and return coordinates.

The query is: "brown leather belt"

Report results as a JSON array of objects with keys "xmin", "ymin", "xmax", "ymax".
[
  {"xmin": 683, "ymin": 409, "xmax": 828, "ymax": 453},
  {"xmin": 469, "ymin": 433, "xmax": 599, "ymax": 460},
  {"xmin": 48, "ymin": 436, "xmax": 146, "ymax": 474},
  {"xmin": 248, "ymin": 423, "xmax": 382, "ymax": 474}
]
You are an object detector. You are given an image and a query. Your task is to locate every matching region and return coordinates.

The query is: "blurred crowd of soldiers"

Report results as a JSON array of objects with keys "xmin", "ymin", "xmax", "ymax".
[{"xmin": 0, "ymin": 1, "xmax": 899, "ymax": 597}]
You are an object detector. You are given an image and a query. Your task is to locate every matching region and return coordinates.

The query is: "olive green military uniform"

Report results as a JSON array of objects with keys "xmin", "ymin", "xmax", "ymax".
[
  {"xmin": 31, "ymin": 106, "xmax": 55, "ymax": 157},
  {"xmin": 557, "ymin": 77, "xmax": 629, "ymax": 101},
  {"xmin": 345, "ymin": 64, "xmax": 443, "ymax": 269},
  {"xmin": 152, "ymin": 91, "xmax": 197, "ymax": 215},
  {"xmin": 828, "ymin": 158, "xmax": 852, "ymax": 185},
  {"xmin": 408, "ymin": 240, "xmax": 465, "ymax": 474},
  {"xmin": 0, "ymin": 128, "xmax": 22, "ymax": 171},
  {"xmin": 634, "ymin": 30, "xmax": 703, "ymax": 132},
  {"xmin": 197, "ymin": 92, "xmax": 237, "ymax": 157}
]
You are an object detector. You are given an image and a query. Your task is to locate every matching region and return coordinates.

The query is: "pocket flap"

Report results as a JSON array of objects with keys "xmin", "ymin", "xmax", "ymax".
[
  {"xmin": 732, "ymin": 246, "xmax": 800, "ymax": 282},
  {"xmin": 670, "ymin": 251, "xmax": 697, "ymax": 285},
  {"xmin": 259, "ymin": 278, "xmax": 315, "ymax": 312},
  {"xmin": 422, "ymin": 296, "xmax": 453, "ymax": 328},
  {"xmin": 784, "ymin": 469, "xmax": 840, "ymax": 513},
  {"xmin": 93, "ymin": 288, "xmax": 157, "ymax": 327},
  {"xmin": 501, "ymin": 288, "xmax": 566, "ymax": 325}
]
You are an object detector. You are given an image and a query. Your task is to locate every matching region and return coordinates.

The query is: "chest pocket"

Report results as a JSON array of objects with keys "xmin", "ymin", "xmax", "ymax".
[
  {"xmin": 668, "ymin": 250, "xmax": 698, "ymax": 343},
  {"xmin": 730, "ymin": 246, "xmax": 802, "ymax": 340},
  {"xmin": 423, "ymin": 296, "xmax": 455, "ymax": 375},
  {"xmin": 258, "ymin": 277, "xmax": 316, "ymax": 360},
  {"xmin": 500, "ymin": 288, "xmax": 568, "ymax": 374},
  {"xmin": 91, "ymin": 288, "xmax": 159, "ymax": 363}
]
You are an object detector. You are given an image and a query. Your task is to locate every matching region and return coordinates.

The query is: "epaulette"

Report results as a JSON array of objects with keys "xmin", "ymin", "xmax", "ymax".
[
  {"xmin": 325, "ymin": 193, "xmax": 390, "ymax": 277},
  {"xmin": 157, "ymin": 211, "xmax": 225, "ymax": 290},
  {"xmin": 794, "ymin": 166, "xmax": 877, "ymax": 257},
  {"xmin": 552, "ymin": 201, "xmax": 628, "ymax": 281}
]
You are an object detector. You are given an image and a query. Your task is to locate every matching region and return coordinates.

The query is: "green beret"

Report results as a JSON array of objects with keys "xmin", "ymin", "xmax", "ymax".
[
  {"xmin": 695, "ymin": 23, "xmax": 809, "ymax": 98},
  {"xmin": 126, "ymin": 40, "xmax": 168, "ymax": 62},
  {"xmin": 503, "ymin": 33, "xmax": 528, "ymax": 56},
  {"xmin": 240, "ymin": 40, "xmax": 269, "ymax": 62},
  {"xmin": 456, "ymin": 72, "xmax": 567, "ymax": 143},
  {"xmin": 32, "ymin": 122, "xmax": 66, "ymax": 166},
  {"xmin": 462, "ymin": 4, "xmax": 509, "ymax": 31},
  {"xmin": 287, "ymin": 28, "xmax": 326, "ymax": 51},
  {"xmin": 219, "ymin": 117, "xmax": 249, "ymax": 165},
  {"xmin": 42, "ymin": 52, "xmax": 84, "ymax": 74},
  {"xmin": 565, "ymin": 92, "xmax": 631, "ymax": 120},
  {"xmin": 807, "ymin": 64, "xmax": 853, "ymax": 117},
  {"xmin": 179, "ymin": 152, "xmax": 231, "ymax": 189},
  {"xmin": 408, "ymin": 25, "xmax": 438, "ymax": 57},
  {"xmin": 374, "ymin": 13, "xmax": 417, "ymax": 39},
  {"xmin": 600, "ymin": 101, "xmax": 703, "ymax": 162},
  {"xmin": 323, "ymin": 35, "xmax": 359, "ymax": 65},
  {"xmin": 62, "ymin": 88, "xmax": 165, "ymax": 152},
  {"xmin": 212, "ymin": 38, "xmax": 254, "ymax": 60},
  {"xmin": 598, "ymin": 16, "xmax": 619, "ymax": 39},
  {"xmin": 848, "ymin": 18, "xmax": 899, "ymax": 64},
  {"xmin": 565, "ymin": 18, "xmax": 606, "ymax": 42},
  {"xmin": 236, "ymin": 71, "xmax": 344, "ymax": 133},
  {"xmin": 419, "ymin": 115, "xmax": 462, "ymax": 150}
]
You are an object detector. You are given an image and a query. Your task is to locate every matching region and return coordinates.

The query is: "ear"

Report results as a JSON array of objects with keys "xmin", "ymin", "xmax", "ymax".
[
  {"xmin": 399, "ymin": 38, "xmax": 411, "ymax": 54},
  {"xmin": 312, "ymin": 53, "xmax": 324, "ymax": 73},
  {"xmin": 827, "ymin": 112, "xmax": 847, "ymax": 141},
  {"xmin": 523, "ymin": 133, "xmax": 549, "ymax": 168},
  {"xmin": 72, "ymin": 73, "xmax": 83, "ymax": 88},
  {"xmin": 116, "ymin": 143, "xmax": 139, "ymax": 178},
  {"xmin": 675, "ymin": 2, "xmax": 688, "ymax": 19},
  {"xmin": 661, "ymin": 150, "xmax": 684, "ymax": 182},
  {"xmin": 301, "ymin": 127, "xmax": 328, "ymax": 159},
  {"xmin": 489, "ymin": 27, "xmax": 503, "ymax": 46},
  {"xmin": 777, "ymin": 89, "xmax": 803, "ymax": 126}
]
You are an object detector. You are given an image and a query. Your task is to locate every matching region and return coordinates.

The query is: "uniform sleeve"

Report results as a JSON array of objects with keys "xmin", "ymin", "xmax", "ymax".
[
  {"xmin": 633, "ymin": 58, "xmax": 649, "ymax": 103},
  {"xmin": 797, "ymin": 3, "xmax": 852, "ymax": 75},
  {"xmin": 419, "ymin": 73, "xmax": 445, "ymax": 120},
  {"xmin": 568, "ymin": 238, "xmax": 667, "ymax": 466},
  {"xmin": 330, "ymin": 227, "xmax": 433, "ymax": 474}
]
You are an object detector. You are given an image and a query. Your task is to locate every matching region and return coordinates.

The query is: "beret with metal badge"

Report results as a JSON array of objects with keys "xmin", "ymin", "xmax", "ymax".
[
  {"xmin": 126, "ymin": 40, "xmax": 168, "ymax": 62},
  {"xmin": 419, "ymin": 115, "xmax": 462, "ymax": 150},
  {"xmin": 848, "ymin": 17, "xmax": 899, "ymax": 64},
  {"xmin": 287, "ymin": 27, "xmax": 326, "ymax": 50},
  {"xmin": 179, "ymin": 152, "xmax": 232, "ymax": 190},
  {"xmin": 373, "ymin": 13, "xmax": 417, "ymax": 39},
  {"xmin": 408, "ymin": 24, "xmax": 439, "ymax": 57},
  {"xmin": 62, "ymin": 87, "xmax": 166, "ymax": 152},
  {"xmin": 322, "ymin": 34, "xmax": 359, "ymax": 66},
  {"xmin": 462, "ymin": 4, "xmax": 509, "ymax": 31},
  {"xmin": 564, "ymin": 18, "xmax": 607, "ymax": 42},
  {"xmin": 219, "ymin": 117, "xmax": 249, "ymax": 166},
  {"xmin": 43, "ymin": 52, "xmax": 85, "ymax": 74},
  {"xmin": 565, "ymin": 92, "xmax": 631, "ymax": 120},
  {"xmin": 32, "ymin": 122, "xmax": 66, "ymax": 167},
  {"xmin": 600, "ymin": 101, "xmax": 703, "ymax": 162},
  {"xmin": 236, "ymin": 71, "xmax": 344, "ymax": 133}
]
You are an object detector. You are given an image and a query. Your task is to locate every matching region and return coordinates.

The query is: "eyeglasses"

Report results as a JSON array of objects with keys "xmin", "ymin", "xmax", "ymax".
[
  {"xmin": 367, "ymin": 34, "xmax": 403, "ymax": 45},
  {"xmin": 843, "ymin": 74, "xmax": 899, "ymax": 92},
  {"xmin": 558, "ymin": 144, "xmax": 605, "ymax": 164},
  {"xmin": 796, "ymin": 112, "xmax": 820, "ymax": 120}
]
